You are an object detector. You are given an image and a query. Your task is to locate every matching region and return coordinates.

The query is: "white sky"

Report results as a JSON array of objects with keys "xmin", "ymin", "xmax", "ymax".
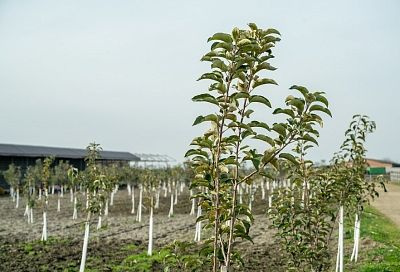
[{"xmin": 0, "ymin": 0, "xmax": 399, "ymax": 163}]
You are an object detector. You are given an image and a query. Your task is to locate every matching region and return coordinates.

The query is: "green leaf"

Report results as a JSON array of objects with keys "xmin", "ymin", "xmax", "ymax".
[
  {"xmin": 237, "ymin": 39, "xmax": 252, "ymax": 46},
  {"xmin": 193, "ymin": 116, "xmax": 205, "ymax": 126},
  {"xmin": 315, "ymin": 93, "xmax": 329, "ymax": 107},
  {"xmin": 248, "ymin": 121, "xmax": 270, "ymax": 130},
  {"xmin": 253, "ymin": 134, "xmax": 275, "ymax": 146},
  {"xmin": 233, "ymin": 92, "xmax": 250, "ymax": 100},
  {"xmin": 279, "ymin": 153, "xmax": 298, "ymax": 165},
  {"xmin": 254, "ymin": 62, "xmax": 277, "ymax": 73},
  {"xmin": 211, "ymin": 42, "xmax": 233, "ymax": 51},
  {"xmin": 209, "ymin": 82, "xmax": 227, "ymax": 94},
  {"xmin": 197, "ymin": 72, "xmax": 222, "ymax": 83},
  {"xmin": 192, "ymin": 114, "xmax": 218, "ymax": 126},
  {"xmin": 273, "ymin": 108, "xmax": 295, "ymax": 118},
  {"xmin": 184, "ymin": 149, "xmax": 209, "ymax": 158},
  {"xmin": 192, "ymin": 94, "xmax": 218, "ymax": 105},
  {"xmin": 200, "ymin": 51, "xmax": 217, "ymax": 62},
  {"xmin": 309, "ymin": 105, "xmax": 332, "ymax": 117},
  {"xmin": 289, "ymin": 85, "xmax": 309, "ymax": 97},
  {"xmin": 287, "ymin": 97, "xmax": 304, "ymax": 113},
  {"xmin": 272, "ymin": 123, "xmax": 286, "ymax": 137},
  {"xmin": 211, "ymin": 59, "xmax": 228, "ymax": 71},
  {"xmin": 203, "ymin": 114, "xmax": 219, "ymax": 123},
  {"xmin": 302, "ymin": 134, "xmax": 319, "ymax": 146},
  {"xmin": 241, "ymin": 130, "xmax": 255, "ymax": 139},
  {"xmin": 249, "ymin": 95, "xmax": 271, "ymax": 107},
  {"xmin": 244, "ymin": 109, "xmax": 254, "ymax": 118},
  {"xmin": 252, "ymin": 78, "xmax": 278, "ymax": 89},
  {"xmin": 264, "ymin": 28, "xmax": 281, "ymax": 36},
  {"xmin": 248, "ymin": 23, "xmax": 258, "ymax": 31},
  {"xmin": 232, "ymin": 27, "xmax": 240, "ymax": 41},
  {"xmin": 207, "ymin": 32, "xmax": 233, "ymax": 43}
]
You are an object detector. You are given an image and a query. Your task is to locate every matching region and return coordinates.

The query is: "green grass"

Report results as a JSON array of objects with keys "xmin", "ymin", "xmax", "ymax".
[
  {"xmin": 347, "ymin": 206, "xmax": 400, "ymax": 272},
  {"xmin": 112, "ymin": 249, "xmax": 170, "ymax": 272}
]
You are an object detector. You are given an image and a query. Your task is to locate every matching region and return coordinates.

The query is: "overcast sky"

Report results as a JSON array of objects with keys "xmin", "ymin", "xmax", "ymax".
[{"xmin": 0, "ymin": 0, "xmax": 399, "ymax": 163}]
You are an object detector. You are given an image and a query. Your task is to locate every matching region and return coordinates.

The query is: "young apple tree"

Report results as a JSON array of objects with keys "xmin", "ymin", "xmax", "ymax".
[
  {"xmin": 3, "ymin": 164, "xmax": 22, "ymax": 207},
  {"xmin": 186, "ymin": 23, "xmax": 331, "ymax": 271},
  {"xmin": 39, "ymin": 157, "xmax": 55, "ymax": 241},
  {"xmin": 79, "ymin": 142, "xmax": 108, "ymax": 272}
]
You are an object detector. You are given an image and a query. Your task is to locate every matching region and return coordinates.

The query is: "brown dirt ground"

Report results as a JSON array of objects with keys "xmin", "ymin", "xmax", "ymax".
[{"xmin": 0, "ymin": 187, "xmax": 285, "ymax": 271}]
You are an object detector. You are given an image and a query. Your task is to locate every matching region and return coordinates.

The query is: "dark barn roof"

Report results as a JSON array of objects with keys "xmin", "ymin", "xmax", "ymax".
[{"xmin": 0, "ymin": 143, "xmax": 140, "ymax": 161}]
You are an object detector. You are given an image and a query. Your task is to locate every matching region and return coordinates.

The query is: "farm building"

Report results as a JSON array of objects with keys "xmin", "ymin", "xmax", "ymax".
[
  {"xmin": 366, "ymin": 158, "xmax": 400, "ymax": 181},
  {"xmin": 0, "ymin": 143, "xmax": 140, "ymax": 190}
]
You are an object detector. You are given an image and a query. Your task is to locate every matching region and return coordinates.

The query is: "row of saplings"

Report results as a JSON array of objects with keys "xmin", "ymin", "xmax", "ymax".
[
  {"xmin": 184, "ymin": 23, "xmax": 386, "ymax": 272},
  {"xmin": 3, "ymin": 151, "xmax": 200, "ymax": 271},
  {"xmin": 4, "ymin": 159, "xmax": 191, "ymax": 225}
]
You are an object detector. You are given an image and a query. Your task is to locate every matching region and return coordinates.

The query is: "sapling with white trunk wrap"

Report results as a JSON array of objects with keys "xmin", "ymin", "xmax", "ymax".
[
  {"xmin": 140, "ymin": 169, "xmax": 160, "ymax": 256},
  {"xmin": 39, "ymin": 157, "xmax": 54, "ymax": 241},
  {"xmin": 79, "ymin": 142, "xmax": 108, "ymax": 272},
  {"xmin": 101, "ymin": 164, "xmax": 120, "ymax": 227},
  {"xmin": 68, "ymin": 167, "xmax": 80, "ymax": 220},
  {"xmin": 3, "ymin": 164, "xmax": 22, "ymax": 208},
  {"xmin": 331, "ymin": 115, "xmax": 385, "ymax": 269},
  {"xmin": 23, "ymin": 166, "xmax": 37, "ymax": 224},
  {"xmin": 53, "ymin": 160, "xmax": 70, "ymax": 212},
  {"xmin": 136, "ymin": 184, "xmax": 143, "ymax": 222}
]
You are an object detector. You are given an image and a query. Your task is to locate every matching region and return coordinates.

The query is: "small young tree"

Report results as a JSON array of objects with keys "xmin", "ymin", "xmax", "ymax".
[
  {"xmin": 52, "ymin": 160, "xmax": 70, "ymax": 212},
  {"xmin": 54, "ymin": 160, "xmax": 70, "ymax": 197},
  {"xmin": 39, "ymin": 156, "xmax": 54, "ymax": 241},
  {"xmin": 269, "ymin": 145, "xmax": 335, "ymax": 271},
  {"xmin": 269, "ymin": 115, "xmax": 384, "ymax": 272},
  {"xmin": 68, "ymin": 166, "xmax": 80, "ymax": 220},
  {"xmin": 140, "ymin": 169, "xmax": 160, "ymax": 256},
  {"xmin": 23, "ymin": 166, "xmax": 37, "ymax": 224},
  {"xmin": 98, "ymin": 164, "xmax": 118, "ymax": 229},
  {"xmin": 331, "ymin": 115, "xmax": 384, "ymax": 270},
  {"xmin": 79, "ymin": 142, "xmax": 107, "ymax": 272},
  {"xmin": 186, "ymin": 23, "xmax": 331, "ymax": 271},
  {"xmin": 3, "ymin": 164, "xmax": 22, "ymax": 207}
]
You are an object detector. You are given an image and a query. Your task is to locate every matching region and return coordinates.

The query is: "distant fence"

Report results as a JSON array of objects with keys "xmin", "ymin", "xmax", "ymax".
[{"xmin": 366, "ymin": 173, "xmax": 400, "ymax": 183}]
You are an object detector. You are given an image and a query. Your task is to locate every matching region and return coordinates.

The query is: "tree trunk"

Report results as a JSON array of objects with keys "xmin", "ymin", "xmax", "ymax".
[
  {"xmin": 16, "ymin": 188, "xmax": 19, "ymax": 209},
  {"xmin": 350, "ymin": 213, "xmax": 360, "ymax": 262},
  {"xmin": 57, "ymin": 194, "xmax": 61, "ymax": 212},
  {"xmin": 127, "ymin": 183, "xmax": 132, "ymax": 195},
  {"xmin": 73, "ymin": 196, "xmax": 78, "ymax": 220},
  {"xmin": 110, "ymin": 191, "xmax": 115, "ymax": 206},
  {"xmin": 131, "ymin": 187, "xmax": 135, "ymax": 214},
  {"xmin": 30, "ymin": 207, "xmax": 34, "ymax": 224},
  {"xmin": 174, "ymin": 188, "xmax": 178, "ymax": 205},
  {"xmin": 335, "ymin": 206, "xmax": 344, "ymax": 272},
  {"xmin": 80, "ymin": 213, "xmax": 91, "ymax": 272},
  {"xmin": 10, "ymin": 187, "xmax": 15, "ymax": 202},
  {"xmin": 105, "ymin": 199, "xmax": 109, "ymax": 216},
  {"xmin": 136, "ymin": 186, "xmax": 142, "ymax": 222},
  {"xmin": 147, "ymin": 197, "xmax": 154, "ymax": 256},
  {"xmin": 194, "ymin": 203, "xmax": 202, "ymax": 242},
  {"xmin": 41, "ymin": 211, "xmax": 47, "ymax": 241},
  {"xmin": 168, "ymin": 193, "xmax": 174, "ymax": 217},
  {"xmin": 190, "ymin": 191, "xmax": 196, "ymax": 216}
]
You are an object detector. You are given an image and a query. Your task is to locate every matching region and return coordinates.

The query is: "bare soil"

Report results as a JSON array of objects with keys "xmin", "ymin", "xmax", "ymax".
[{"xmin": 0, "ymin": 188, "xmax": 284, "ymax": 271}]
